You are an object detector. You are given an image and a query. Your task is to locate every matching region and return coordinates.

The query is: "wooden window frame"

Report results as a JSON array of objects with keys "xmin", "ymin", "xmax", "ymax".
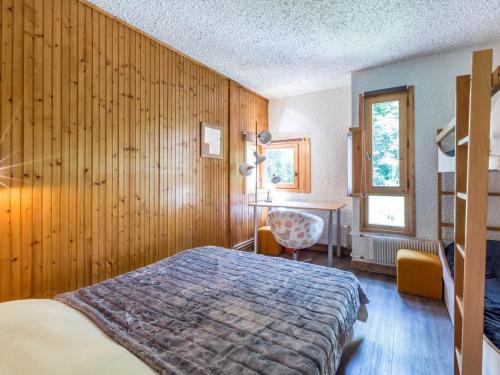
[
  {"xmin": 364, "ymin": 91, "xmax": 408, "ymax": 194},
  {"xmin": 263, "ymin": 138, "xmax": 311, "ymax": 193},
  {"xmin": 360, "ymin": 87, "xmax": 415, "ymax": 236},
  {"xmin": 265, "ymin": 141, "xmax": 300, "ymax": 190},
  {"xmin": 347, "ymin": 127, "xmax": 362, "ymax": 197}
]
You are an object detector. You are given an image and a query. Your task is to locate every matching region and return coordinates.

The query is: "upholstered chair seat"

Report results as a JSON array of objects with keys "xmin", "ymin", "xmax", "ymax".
[{"xmin": 267, "ymin": 209, "xmax": 324, "ymax": 261}]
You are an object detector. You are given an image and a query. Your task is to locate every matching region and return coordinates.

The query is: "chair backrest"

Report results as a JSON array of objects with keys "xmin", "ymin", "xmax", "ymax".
[{"xmin": 267, "ymin": 209, "xmax": 324, "ymax": 250}]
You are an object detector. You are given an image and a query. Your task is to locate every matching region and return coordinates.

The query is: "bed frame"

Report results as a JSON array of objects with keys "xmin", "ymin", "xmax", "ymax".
[
  {"xmin": 436, "ymin": 49, "xmax": 500, "ymax": 375},
  {"xmin": 436, "ymin": 241, "xmax": 500, "ymax": 375}
]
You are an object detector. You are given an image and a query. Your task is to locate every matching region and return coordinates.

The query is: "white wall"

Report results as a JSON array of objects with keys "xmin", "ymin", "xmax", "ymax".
[
  {"xmin": 268, "ymin": 87, "xmax": 352, "ymax": 245},
  {"xmin": 351, "ymin": 43, "xmax": 500, "ymax": 258}
]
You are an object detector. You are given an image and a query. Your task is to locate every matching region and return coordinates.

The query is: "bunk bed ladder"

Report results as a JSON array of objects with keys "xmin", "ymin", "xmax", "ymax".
[{"xmin": 453, "ymin": 50, "xmax": 493, "ymax": 375}]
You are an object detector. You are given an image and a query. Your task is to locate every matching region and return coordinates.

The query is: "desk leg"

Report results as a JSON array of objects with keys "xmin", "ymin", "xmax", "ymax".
[
  {"xmin": 337, "ymin": 208, "xmax": 342, "ymax": 258},
  {"xmin": 327, "ymin": 211, "xmax": 333, "ymax": 267},
  {"xmin": 253, "ymin": 203, "xmax": 258, "ymax": 254}
]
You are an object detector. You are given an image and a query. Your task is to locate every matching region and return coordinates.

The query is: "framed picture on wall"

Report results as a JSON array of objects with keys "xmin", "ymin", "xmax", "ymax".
[{"xmin": 201, "ymin": 122, "xmax": 223, "ymax": 159}]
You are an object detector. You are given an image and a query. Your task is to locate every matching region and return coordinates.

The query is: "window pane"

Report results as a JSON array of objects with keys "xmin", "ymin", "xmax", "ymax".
[
  {"xmin": 368, "ymin": 195, "xmax": 405, "ymax": 227},
  {"xmin": 265, "ymin": 148, "xmax": 295, "ymax": 185},
  {"xmin": 372, "ymin": 100, "xmax": 400, "ymax": 187}
]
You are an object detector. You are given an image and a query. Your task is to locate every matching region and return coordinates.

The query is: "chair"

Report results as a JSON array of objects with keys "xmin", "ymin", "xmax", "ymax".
[{"xmin": 267, "ymin": 209, "xmax": 324, "ymax": 261}]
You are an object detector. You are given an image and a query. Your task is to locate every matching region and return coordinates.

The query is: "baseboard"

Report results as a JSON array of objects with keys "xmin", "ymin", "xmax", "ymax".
[
  {"xmin": 350, "ymin": 259, "xmax": 396, "ymax": 276},
  {"xmin": 232, "ymin": 239, "xmax": 253, "ymax": 251}
]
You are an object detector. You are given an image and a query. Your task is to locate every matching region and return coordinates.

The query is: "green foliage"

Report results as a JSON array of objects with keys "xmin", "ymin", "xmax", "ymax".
[
  {"xmin": 265, "ymin": 148, "xmax": 294, "ymax": 185},
  {"xmin": 371, "ymin": 100, "xmax": 400, "ymax": 187}
]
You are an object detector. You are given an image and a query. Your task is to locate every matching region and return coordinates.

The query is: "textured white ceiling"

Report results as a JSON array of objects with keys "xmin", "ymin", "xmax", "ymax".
[{"xmin": 89, "ymin": 0, "xmax": 500, "ymax": 98}]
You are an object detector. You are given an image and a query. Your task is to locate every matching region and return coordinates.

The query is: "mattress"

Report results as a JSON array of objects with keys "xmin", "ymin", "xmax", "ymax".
[
  {"xmin": 0, "ymin": 299, "xmax": 154, "ymax": 375},
  {"xmin": 444, "ymin": 241, "xmax": 500, "ymax": 349},
  {"xmin": 54, "ymin": 246, "xmax": 369, "ymax": 375}
]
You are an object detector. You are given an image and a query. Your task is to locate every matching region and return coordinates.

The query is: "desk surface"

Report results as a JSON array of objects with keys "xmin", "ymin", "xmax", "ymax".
[{"xmin": 248, "ymin": 200, "xmax": 345, "ymax": 211}]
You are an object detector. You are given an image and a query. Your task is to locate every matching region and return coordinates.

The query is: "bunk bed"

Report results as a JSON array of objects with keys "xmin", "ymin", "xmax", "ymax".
[
  {"xmin": 437, "ymin": 166, "xmax": 500, "ymax": 375},
  {"xmin": 436, "ymin": 238, "xmax": 500, "ymax": 375},
  {"xmin": 435, "ymin": 50, "xmax": 500, "ymax": 375}
]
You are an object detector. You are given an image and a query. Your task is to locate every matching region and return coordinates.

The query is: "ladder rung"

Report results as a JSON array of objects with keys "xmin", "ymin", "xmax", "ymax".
[
  {"xmin": 457, "ymin": 192, "xmax": 467, "ymax": 200},
  {"xmin": 456, "ymin": 295, "xmax": 464, "ymax": 316},
  {"xmin": 441, "ymin": 191, "xmax": 500, "ymax": 197},
  {"xmin": 456, "ymin": 243, "xmax": 465, "ymax": 258},
  {"xmin": 458, "ymin": 136, "xmax": 469, "ymax": 146},
  {"xmin": 441, "ymin": 191, "xmax": 454, "ymax": 195},
  {"xmin": 455, "ymin": 347, "xmax": 462, "ymax": 373}
]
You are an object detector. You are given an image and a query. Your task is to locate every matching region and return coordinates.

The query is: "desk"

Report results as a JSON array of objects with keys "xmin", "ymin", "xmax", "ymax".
[{"xmin": 249, "ymin": 201, "xmax": 346, "ymax": 267}]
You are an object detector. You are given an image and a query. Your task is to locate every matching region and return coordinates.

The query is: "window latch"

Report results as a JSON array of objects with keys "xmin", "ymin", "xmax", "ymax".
[{"xmin": 366, "ymin": 152, "xmax": 372, "ymax": 161}]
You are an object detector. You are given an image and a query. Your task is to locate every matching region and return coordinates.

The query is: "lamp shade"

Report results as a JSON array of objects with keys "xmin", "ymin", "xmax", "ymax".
[
  {"xmin": 257, "ymin": 130, "xmax": 272, "ymax": 145},
  {"xmin": 253, "ymin": 152, "xmax": 266, "ymax": 165},
  {"xmin": 238, "ymin": 162, "xmax": 254, "ymax": 177},
  {"xmin": 270, "ymin": 174, "xmax": 281, "ymax": 184}
]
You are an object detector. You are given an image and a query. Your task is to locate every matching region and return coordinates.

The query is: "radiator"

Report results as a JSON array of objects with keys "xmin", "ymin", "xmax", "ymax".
[{"xmin": 371, "ymin": 237, "xmax": 439, "ymax": 266}]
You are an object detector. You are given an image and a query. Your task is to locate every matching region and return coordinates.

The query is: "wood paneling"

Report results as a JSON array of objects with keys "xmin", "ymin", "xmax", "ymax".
[
  {"xmin": 0, "ymin": 0, "xmax": 237, "ymax": 301},
  {"xmin": 229, "ymin": 81, "xmax": 268, "ymax": 247}
]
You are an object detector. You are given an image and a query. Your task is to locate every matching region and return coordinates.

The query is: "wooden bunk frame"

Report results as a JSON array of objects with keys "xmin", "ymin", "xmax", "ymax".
[
  {"xmin": 437, "ymin": 174, "xmax": 500, "ymax": 239},
  {"xmin": 437, "ymin": 161, "xmax": 500, "ymax": 375},
  {"xmin": 450, "ymin": 49, "xmax": 499, "ymax": 375}
]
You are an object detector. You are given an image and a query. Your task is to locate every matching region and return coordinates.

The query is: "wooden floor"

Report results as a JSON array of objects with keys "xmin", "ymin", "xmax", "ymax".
[{"xmin": 279, "ymin": 249, "xmax": 454, "ymax": 375}]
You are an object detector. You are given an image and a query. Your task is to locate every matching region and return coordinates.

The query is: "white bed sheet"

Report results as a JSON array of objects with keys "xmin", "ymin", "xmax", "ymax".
[{"xmin": 0, "ymin": 299, "xmax": 154, "ymax": 375}]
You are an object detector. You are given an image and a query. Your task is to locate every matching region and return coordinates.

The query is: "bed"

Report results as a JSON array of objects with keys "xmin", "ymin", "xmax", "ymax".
[
  {"xmin": 438, "ymin": 241, "xmax": 500, "ymax": 375},
  {"xmin": 0, "ymin": 246, "xmax": 368, "ymax": 375},
  {"xmin": 435, "ymin": 107, "xmax": 500, "ymax": 373}
]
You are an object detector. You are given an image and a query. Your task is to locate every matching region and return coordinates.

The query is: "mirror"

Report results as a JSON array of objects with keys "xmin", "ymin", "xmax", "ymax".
[{"xmin": 201, "ymin": 122, "xmax": 222, "ymax": 159}]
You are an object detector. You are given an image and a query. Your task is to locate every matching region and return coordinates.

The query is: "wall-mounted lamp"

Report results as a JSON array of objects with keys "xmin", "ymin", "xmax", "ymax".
[
  {"xmin": 238, "ymin": 123, "xmax": 273, "ymax": 254},
  {"xmin": 238, "ymin": 162, "xmax": 254, "ymax": 177},
  {"xmin": 257, "ymin": 130, "xmax": 272, "ymax": 145}
]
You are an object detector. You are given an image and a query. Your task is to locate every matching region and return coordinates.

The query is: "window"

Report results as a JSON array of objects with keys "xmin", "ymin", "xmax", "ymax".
[
  {"xmin": 264, "ymin": 138, "xmax": 311, "ymax": 193},
  {"xmin": 265, "ymin": 141, "xmax": 299, "ymax": 189},
  {"xmin": 360, "ymin": 87, "xmax": 415, "ymax": 236},
  {"xmin": 367, "ymin": 195, "xmax": 405, "ymax": 227}
]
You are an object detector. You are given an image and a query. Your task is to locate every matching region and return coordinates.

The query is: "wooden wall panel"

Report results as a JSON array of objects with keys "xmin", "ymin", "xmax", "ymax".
[
  {"xmin": 229, "ymin": 81, "xmax": 269, "ymax": 247},
  {"xmin": 0, "ymin": 0, "xmax": 235, "ymax": 301}
]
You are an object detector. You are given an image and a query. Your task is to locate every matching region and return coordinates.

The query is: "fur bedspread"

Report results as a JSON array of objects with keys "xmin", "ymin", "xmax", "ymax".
[{"xmin": 56, "ymin": 247, "xmax": 368, "ymax": 375}]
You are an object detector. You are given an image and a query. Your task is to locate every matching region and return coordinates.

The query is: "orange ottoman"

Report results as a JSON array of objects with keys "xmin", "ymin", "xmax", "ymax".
[
  {"xmin": 397, "ymin": 249, "xmax": 442, "ymax": 300},
  {"xmin": 258, "ymin": 226, "xmax": 282, "ymax": 256}
]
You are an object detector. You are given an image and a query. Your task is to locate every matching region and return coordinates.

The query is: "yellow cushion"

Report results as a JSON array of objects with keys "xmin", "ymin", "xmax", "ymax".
[
  {"xmin": 397, "ymin": 249, "xmax": 442, "ymax": 300},
  {"xmin": 258, "ymin": 226, "xmax": 282, "ymax": 256}
]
